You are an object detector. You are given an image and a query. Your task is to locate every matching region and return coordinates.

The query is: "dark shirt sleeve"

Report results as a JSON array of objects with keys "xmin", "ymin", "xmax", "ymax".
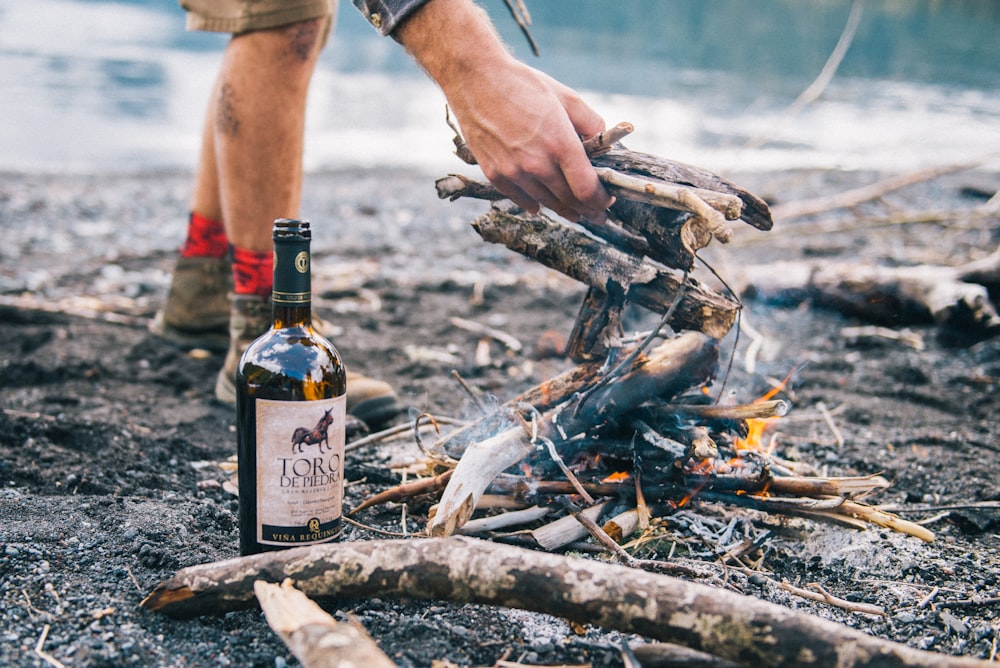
[{"xmin": 351, "ymin": 0, "xmax": 433, "ymax": 36}]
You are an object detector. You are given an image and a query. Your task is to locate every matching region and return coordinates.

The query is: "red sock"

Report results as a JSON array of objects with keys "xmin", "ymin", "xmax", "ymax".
[
  {"xmin": 231, "ymin": 246, "xmax": 273, "ymax": 297},
  {"xmin": 179, "ymin": 212, "xmax": 229, "ymax": 259}
]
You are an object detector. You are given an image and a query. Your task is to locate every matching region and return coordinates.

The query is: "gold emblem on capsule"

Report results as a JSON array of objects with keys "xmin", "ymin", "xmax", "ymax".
[{"xmin": 295, "ymin": 251, "xmax": 309, "ymax": 273}]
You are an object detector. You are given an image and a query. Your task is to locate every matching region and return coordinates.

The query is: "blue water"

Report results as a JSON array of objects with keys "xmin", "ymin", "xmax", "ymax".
[{"xmin": 1, "ymin": 0, "xmax": 998, "ymax": 173}]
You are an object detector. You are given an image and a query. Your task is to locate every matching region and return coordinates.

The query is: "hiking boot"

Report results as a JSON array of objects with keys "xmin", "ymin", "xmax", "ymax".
[
  {"xmin": 213, "ymin": 294, "xmax": 400, "ymax": 427},
  {"xmin": 149, "ymin": 255, "xmax": 232, "ymax": 351},
  {"xmin": 214, "ymin": 293, "xmax": 271, "ymax": 406}
]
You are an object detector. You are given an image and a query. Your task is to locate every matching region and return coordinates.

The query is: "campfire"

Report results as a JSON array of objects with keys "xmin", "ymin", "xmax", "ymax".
[
  {"xmin": 349, "ymin": 121, "xmax": 933, "ymax": 548},
  {"xmin": 142, "ymin": 124, "xmax": 981, "ymax": 668}
]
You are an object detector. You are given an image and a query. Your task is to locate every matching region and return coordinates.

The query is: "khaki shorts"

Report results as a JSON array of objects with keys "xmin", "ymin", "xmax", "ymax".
[{"xmin": 180, "ymin": 0, "xmax": 336, "ymax": 36}]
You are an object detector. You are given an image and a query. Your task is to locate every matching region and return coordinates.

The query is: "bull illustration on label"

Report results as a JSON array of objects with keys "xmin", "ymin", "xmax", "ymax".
[{"xmin": 291, "ymin": 407, "xmax": 334, "ymax": 454}]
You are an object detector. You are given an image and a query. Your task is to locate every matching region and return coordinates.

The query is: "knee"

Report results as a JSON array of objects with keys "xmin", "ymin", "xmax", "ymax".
[
  {"xmin": 233, "ymin": 16, "xmax": 330, "ymax": 73},
  {"xmin": 276, "ymin": 16, "xmax": 330, "ymax": 67}
]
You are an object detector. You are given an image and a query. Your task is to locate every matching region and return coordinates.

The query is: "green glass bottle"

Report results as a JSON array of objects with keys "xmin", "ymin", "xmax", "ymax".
[{"xmin": 236, "ymin": 219, "xmax": 347, "ymax": 555}]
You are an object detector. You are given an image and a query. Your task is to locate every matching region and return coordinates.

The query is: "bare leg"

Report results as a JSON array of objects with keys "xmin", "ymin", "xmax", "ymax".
[{"xmin": 191, "ymin": 17, "xmax": 330, "ymax": 252}]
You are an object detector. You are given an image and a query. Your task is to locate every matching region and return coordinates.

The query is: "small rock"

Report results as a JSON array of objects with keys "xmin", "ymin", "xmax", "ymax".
[{"xmin": 940, "ymin": 610, "xmax": 968, "ymax": 635}]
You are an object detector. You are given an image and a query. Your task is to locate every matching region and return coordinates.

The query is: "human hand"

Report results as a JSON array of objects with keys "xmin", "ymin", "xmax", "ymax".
[
  {"xmin": 396, "ymin": 0, "xmax": 613, "ymax": 223},
  {"xmin": 446, "ymin": 60, "xmax": 614, "ymax": 223}
]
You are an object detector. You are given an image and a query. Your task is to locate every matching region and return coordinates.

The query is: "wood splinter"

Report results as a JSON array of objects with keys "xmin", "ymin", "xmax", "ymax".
[{"xmin": 254, "ymin": 579, "xmax": 395, "ymax": 668}]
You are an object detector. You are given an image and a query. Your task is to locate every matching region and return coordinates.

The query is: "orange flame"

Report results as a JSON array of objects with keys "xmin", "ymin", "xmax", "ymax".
[
  {"xmin": 734, "ymin": 366, "xmax": 796, "ymax": 454},
  {"xmin": 736, "ymin": 417, "xmax": 777, "ymax": 454},
  {"xmin": 602, "ymin": 471, "xmax": 631, "ymax": 483}
]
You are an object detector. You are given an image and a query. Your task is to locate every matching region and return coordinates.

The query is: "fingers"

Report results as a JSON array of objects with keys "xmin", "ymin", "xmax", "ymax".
[
  {"xmin": 491, "ymin": 169, "xmax": 589, "ymax": 223},
  {"xmin": 534, "ymin": 83, "xmax": 614, "ymax": 221},
  {"xmin": 450, "ymin": 63, "xmax": 614, "ymax": 223},
  {"xmin": 490, "ymin": 160, "xmax": 611, "ymax": 224},
  {"xmin": 558, "ymin": 144, "xmax": 613, "ymax": 222},
  {"xmin": 484, "ymin": 125, "xmax": 612, "ymax": 223}
]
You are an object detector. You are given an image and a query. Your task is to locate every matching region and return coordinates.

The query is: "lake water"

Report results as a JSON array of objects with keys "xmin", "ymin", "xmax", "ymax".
[{"xmin": 1, "ymin": 0, "xmax": 998, "ymax": 174}]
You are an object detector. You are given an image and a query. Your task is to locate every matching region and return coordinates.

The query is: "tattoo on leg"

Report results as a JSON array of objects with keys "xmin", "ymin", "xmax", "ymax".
[
  {"xmin": 284, "ymin": 19, "xmax": 321, "ymax": 63},
  {"xmin": 215, "ymin": 82, "xmax": 240, "ymax": 137}
]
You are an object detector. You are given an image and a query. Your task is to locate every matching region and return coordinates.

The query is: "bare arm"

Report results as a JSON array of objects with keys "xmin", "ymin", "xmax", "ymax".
[{"xmin": 394, "ymin": 0, "xmax": 613, "ymax": 223}]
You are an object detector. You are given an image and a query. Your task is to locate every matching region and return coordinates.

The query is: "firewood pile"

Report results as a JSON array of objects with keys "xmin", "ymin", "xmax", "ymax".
[
  {"xmin": 142, "ymin": 125, "xmax": 995, "ymax": 668},
  {"xmin": 411, "ymin": 121, "xmax": 932, "ymax": 545}
]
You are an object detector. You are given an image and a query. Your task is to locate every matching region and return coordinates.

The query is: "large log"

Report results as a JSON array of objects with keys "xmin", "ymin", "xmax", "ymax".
[
  {"xmin": 472, "ymin": 209, "xmax": 740, "ymax": 339},
  {"xmin": 141, "ymin": 536, "xmax": 987, "ymax": 668},
  {"xmin": 737, "ymin": 259, "xmax": 1000, "ymax": 338}
]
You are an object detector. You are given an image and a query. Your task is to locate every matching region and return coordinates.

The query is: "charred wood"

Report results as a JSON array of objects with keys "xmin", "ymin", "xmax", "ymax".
[
  {"xmin": 427, "ymin": 332, "xmax": 719, "ymax": 536},
  {"xmin": 565, "ymin": 286, "xmax": 627, "ymax": 362}
]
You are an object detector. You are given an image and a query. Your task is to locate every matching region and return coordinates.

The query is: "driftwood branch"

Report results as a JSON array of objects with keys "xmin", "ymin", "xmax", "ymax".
[
  {"xmin": 428, "ymin": 424, "xmax": 533, "ymax": 537},
  {"xmin": 435, "ymin": 170, "xmax": 741, "ymax": 239},
  {"xmin": 737, "ymin": 259, "xmax": 1000, "ymax": 337},
  {"xmin": 582, "ymin": 121, "xmax": 635, "ymax": 156},
  {"xmin": 591, "ymin": 148, "xmax": 773, "ymax": 232},
  {"xmin": 500, "ymin": 0, "xmax": 539, "ymax": 57},
  {"xmin": 254, "ymin": 579, "xmax": 395, "ymax": 668},
  {"xmin": 472, "ymin": 208, "xmax": 740, "ymax": 339},
  {"xmin": 770, "ymin": 161, "xmax": 985, "ymax": 221},
  {"xmin": 141, "ymin": 536, "xmax": 986, "ymax": 668},
  {"xmin": 594, "ymin": 167, "xmax": 737, "ymax": 242}
]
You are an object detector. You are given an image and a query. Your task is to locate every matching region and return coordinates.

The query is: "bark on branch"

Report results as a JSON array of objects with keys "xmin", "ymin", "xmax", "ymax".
[
  {"xmin": 141, "ymin": 536, "xmax": 987, "ymax": 668},
  {"xmin": 472, "ymin": 209, "xmax": 740, "ymax": 339},
  {"xmin": 737, "ymin": 259, "xmax": 1000, "ymax": 338}
]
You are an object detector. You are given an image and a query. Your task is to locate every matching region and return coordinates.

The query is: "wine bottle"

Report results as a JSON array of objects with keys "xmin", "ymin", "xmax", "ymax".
[{"xmin": 236, "ymin": 219, "xmax": 347, "ymax": 556}]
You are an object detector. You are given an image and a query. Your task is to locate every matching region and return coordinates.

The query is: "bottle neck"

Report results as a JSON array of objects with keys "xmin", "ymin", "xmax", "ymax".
[{"xmin": 272, "ymin": 237, "xmax": 312, "ymax": 329}]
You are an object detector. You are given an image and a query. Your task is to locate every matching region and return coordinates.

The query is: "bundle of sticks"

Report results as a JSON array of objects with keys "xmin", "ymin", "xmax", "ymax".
[{"xmin": 349, "ymin": 121, "xmax": 933, "ymax": 548}]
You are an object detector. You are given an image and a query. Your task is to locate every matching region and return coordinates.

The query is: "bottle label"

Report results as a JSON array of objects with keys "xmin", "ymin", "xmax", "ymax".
[{"xmin": 255, "ymin": 395, "xmax": 346, "ymax": 546}]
